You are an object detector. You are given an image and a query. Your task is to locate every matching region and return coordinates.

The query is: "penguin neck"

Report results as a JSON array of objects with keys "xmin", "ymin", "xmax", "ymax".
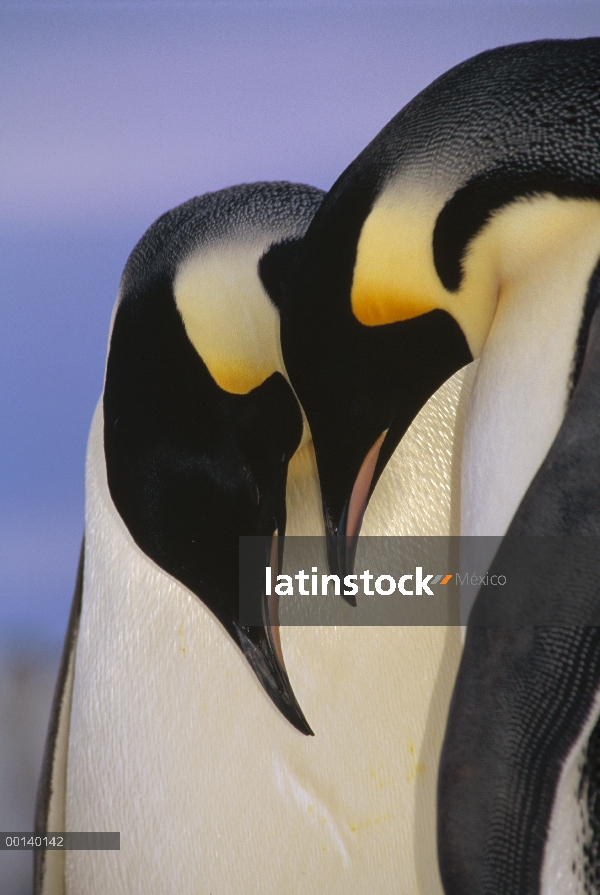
[{"xmin": 461, "ymin": 201, "xmax": 600, "ymax": 536}]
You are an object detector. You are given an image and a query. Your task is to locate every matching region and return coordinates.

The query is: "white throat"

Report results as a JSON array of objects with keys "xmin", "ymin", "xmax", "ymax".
[{"xmin": 461, "ymin": 199, "xmax": 600, "ymax": 536}]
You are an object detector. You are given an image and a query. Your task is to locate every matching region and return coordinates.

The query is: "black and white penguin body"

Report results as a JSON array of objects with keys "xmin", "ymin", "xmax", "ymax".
[
  {"xmin": 36, "ymin": 182, "xmax": 462, "ymax": 895},
  {"xmin": 270, "ymin": 39, "xmax": 600, "ymax": 895}
]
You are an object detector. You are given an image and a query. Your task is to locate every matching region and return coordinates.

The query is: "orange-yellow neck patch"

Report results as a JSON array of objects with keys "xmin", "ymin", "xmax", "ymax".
[
  {"xmin": 350, "ymin": 201, "xmax": 446, "ymax": 327},
  {"xmin": 173, "ymin": 241, "xmax": 284, "ymax": 396},
  {"xmin": 173, "ymin": 238, "xmax": 312, "ymax": 448}
]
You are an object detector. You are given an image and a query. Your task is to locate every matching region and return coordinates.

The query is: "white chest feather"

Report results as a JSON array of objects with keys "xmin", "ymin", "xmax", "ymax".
[{"xmin": 364, "ymin": 363, "xmax": 476, "ymax": 538}]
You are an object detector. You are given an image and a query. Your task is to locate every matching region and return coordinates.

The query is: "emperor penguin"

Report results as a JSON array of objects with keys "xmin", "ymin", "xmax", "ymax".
[
  {"xmin": 270, "ymin": 39, "xmax": 600, "ymax": 894},
  {"xmin": 35, "ymin": 181, "xmax": 462, "ymax": 895}
]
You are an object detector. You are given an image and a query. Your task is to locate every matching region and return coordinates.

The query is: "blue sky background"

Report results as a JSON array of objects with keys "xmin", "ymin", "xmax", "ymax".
[{"xmin": 2, "ymin": 0, "xmax": 600, "ymax": 651}]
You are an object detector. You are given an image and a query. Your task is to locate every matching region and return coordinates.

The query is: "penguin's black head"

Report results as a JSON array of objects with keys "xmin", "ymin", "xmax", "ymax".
[
  {"xmin": 267, "ymin": 170, "xmax": 471, "ymax": 578},
  {"xmin": 105, "ymin": 285, "xmax": 301, "ymax": 600},
  {"xmin": 103, "ymin": 183, "xmax": 324, "ymax": 735}
]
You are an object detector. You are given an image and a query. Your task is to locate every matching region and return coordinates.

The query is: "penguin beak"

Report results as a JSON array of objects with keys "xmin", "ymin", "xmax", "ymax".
[
  {"xmin": 325, "ymin": 430, "xmax": 387, "ymax": 592},
  {"xmin": 235, "ymin": 531, "xmax": 314, "ymax": 736}
]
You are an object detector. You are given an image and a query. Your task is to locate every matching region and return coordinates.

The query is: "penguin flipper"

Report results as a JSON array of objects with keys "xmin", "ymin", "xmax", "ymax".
[
  {"xmin": 438, "ymin": 267, "xmax": 600, "ymax": 893},
  {"xmin": 34, "ymin": 539, "xmax": 84, "ymax": 895}
]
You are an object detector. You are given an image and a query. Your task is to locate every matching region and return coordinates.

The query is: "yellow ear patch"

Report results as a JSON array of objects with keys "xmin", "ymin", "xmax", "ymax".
[
  {"xmin": 350, "ymin": 192, "xmax": 600, "ymax": 361},
  {"xmin": 174, "ymin": 240, "xmax": 285, "ymax": 396},
  {"xmin": 351, "ymin": 201, "xmax": 446, "ymax": 326}
]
